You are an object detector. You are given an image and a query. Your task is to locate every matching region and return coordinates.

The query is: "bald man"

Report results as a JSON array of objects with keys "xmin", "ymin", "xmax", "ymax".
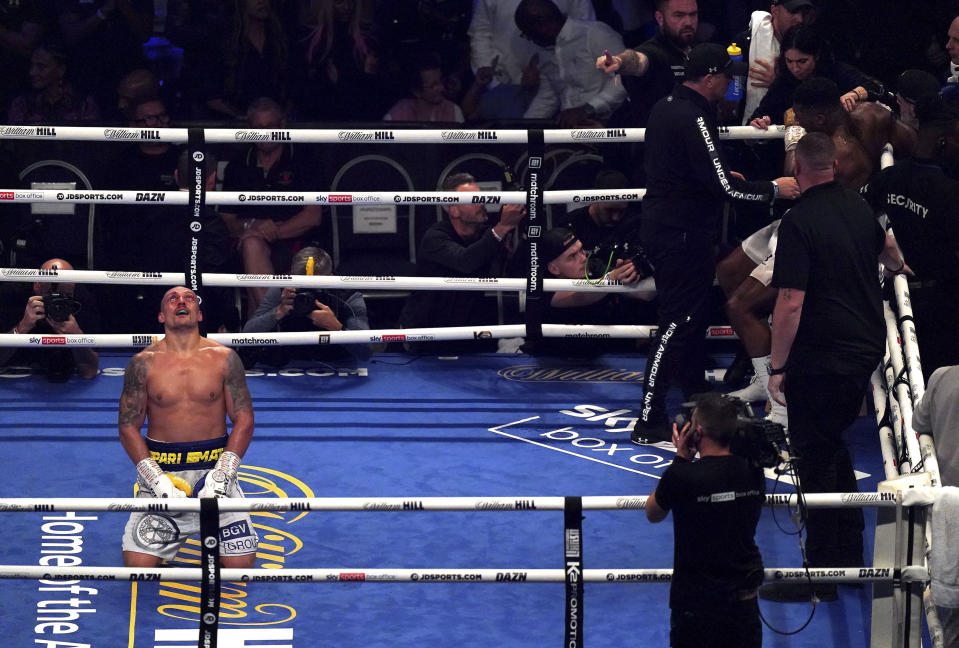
[{"xmin": 0, "ymin": 257, "xmax": 99, "ymax": 380}]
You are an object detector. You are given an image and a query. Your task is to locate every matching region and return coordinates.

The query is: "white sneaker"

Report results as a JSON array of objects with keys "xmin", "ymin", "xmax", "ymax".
[
  {"xmin": 728, "ymin": 373, "xmax": 767, "ymax": 402},
  {"xmin": 765, "ymin": 400, "xmax": 788, "ymax": 429}
]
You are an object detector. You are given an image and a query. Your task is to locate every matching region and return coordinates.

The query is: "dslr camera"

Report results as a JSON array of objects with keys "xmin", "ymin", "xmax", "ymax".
[
  {"xmin": 42, "ymin": 292, "xmax": 82, "ymax": 322},
  {"xmin": 585, "ymin": 234, "xmax": 655, "ymax": 280},
  {"xmin": 289, "ymin": 289, "xmax": 348, "ymax": 321},
  {"xmin": 675, "ymin": 395, "xmax": 788, "ymax": 469}
]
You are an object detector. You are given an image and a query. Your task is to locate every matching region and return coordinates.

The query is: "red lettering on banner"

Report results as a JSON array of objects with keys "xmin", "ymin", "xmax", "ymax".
[
  {"xmin": 339, "ymin": 573, "xmax": 366, "ymax": 581},
  {"xmin": 329, "ymin": 195, "xmax": 352, "ymax": 203},
  {"xmin": 382, "ymin": 334, "xmax": 406, "ymax": 342},
  {"xmin": 42, "ymin": 337, "xmax": 67, "ymax": 345},
  {"xmin": 709, "ymin": 327, "xmax": 734, "ymax": 337},
  {"xmin": 0, "ymin": 191, "xmax": 14, "ymax": 200}
]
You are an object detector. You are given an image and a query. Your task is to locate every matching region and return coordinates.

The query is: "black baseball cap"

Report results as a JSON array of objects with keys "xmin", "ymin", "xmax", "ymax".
[
  {"xmin": 540, "ymin": 227, "xmax": 578, "ymax": 265},
  {"xmin": 897, "ymin": 69, "xmax": 940, "ymax": 104},
  {"xmin": 684, "ymin": 43, "xmax": 749, "ymax": 79},
  {"xmin": 773, "ymin": 0, "xmax": 816, "ymax": 11}
]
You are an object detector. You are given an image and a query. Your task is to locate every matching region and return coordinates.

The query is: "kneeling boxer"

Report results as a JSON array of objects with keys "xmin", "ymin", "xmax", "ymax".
[{"xmin": 118, "ymin": 287, "xmax": 258, "ymax": 568}]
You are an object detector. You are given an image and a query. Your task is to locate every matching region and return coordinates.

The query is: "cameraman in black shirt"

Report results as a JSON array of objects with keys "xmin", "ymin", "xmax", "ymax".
[
  {"xmin": 0, "ymin": 257, "xmax": 99, "ymax": 381},
  {"xmin": 646, "ymin": 392, "xmax": 765, "ymax": 648}
]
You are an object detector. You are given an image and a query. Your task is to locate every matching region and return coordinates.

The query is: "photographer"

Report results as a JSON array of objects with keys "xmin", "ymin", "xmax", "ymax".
[
  {"xmin": 646, "ymin": 392, "xmax": 765, "ymax": 648},
  {"xmin": 523, "ymin": 227, "xmax": 653, "ymax": 355},
  {"xmin": 242, "ymin": 247, "xmax": 371, "ymax": 366},
  {"xmin": 0, "ymin": 258, "xmax": 99, "ymax": 381}
]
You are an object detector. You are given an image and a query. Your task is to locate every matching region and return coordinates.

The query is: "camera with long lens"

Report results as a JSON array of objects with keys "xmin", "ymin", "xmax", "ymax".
[
  {"xmin": 675, "ymin": 396, "xmax": 788, "ymax": 469},
  {"xmin": 585, "ymin": 234, "xmax": 655, "ymax": 280},
  {"xmin": 42, "ymin": 292, "xmax": 82, "ymax": 322}
]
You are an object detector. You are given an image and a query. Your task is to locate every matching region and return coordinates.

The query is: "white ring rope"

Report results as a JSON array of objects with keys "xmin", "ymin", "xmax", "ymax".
[
  {"xmin": 0, "ymin": 324, "xmax": 740, "ymax": 348},
  {"xmin": 0, "ymin": 189, "xmax": 652, "ymax": 205},
  {"xmin": 0, "ymin": 492, "xmax": 908, "ymax": 513},
  {"xmin": 0, "ymin": 125, "xmax": 787, "ymax": 145},
  {"xmin": 0, "ymin": 565, "xmax": 925, "ymax": 584}
]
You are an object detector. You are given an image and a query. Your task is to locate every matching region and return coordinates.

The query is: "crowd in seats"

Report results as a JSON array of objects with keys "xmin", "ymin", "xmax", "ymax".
[{"xmin": 2, "ymin": 0, "xmax": 959, "ymax": 368}]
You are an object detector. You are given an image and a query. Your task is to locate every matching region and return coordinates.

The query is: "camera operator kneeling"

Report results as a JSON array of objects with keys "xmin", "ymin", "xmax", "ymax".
[
  {"xmin": 646, "ymin": 393, "xmax": 766, "ymax": 648},
  {"xmin": 241, "ymin": 247, "xmax": 371, "ymax": 367}
]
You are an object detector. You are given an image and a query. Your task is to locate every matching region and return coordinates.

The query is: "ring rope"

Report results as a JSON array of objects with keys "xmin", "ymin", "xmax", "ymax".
[
  {"xmin": 0, "ymin": 491, "xmax": 918, "ymax": 512},
  {"xmin": 0, "ymin": 565, "xmax": 924, "ymax": 585},
  {"xmin": 0, "ymin": 125, "xmax": 787, "ymax": 145},
  {"xmin": 0, "ymin": 324, "xmax": 739, "ymax": 348}
]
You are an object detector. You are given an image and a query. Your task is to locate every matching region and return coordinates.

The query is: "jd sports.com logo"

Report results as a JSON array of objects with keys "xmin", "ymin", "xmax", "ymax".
[
  {"xmin": 190, "ymin": 221, "xmax": 202, "ymax": 232},
  {"xmin": 193, "ymin": 151, "xmax": 204, "ymax": 162}
]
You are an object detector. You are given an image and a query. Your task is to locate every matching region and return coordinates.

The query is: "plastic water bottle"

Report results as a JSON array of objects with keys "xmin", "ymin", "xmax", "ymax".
[{"xmin": 725, "ymin": 43, "xmax": 743, "ymax": 102}]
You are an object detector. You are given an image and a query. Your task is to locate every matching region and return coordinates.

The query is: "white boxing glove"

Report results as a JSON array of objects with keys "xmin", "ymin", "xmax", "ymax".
[
  {"xmin": 784, "ymin": 125, "xmax": 806, "ymax": 152},
  {"xmin": 137, "ymin": 458, "xmax": 187, "ymax": 499},
  {"xmin": 197, "ymin": 450, "xmax": 241, "ymax": 499}
]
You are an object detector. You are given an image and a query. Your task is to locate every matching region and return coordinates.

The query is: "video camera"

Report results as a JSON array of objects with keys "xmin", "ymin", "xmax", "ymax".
[
  {"xmin": 675, "ymin": 396, "xmax": 789, "ymax": 469},
  {"xmin": 42, "ymin": 290, "xmax": 81, "ymax": 322}
]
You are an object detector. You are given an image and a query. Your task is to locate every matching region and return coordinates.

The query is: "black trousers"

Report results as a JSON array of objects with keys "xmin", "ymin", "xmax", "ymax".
[
  {"xmin": 670, "ymin": 598, "xmax": 761, "ymax": 648},
  {"xmin": 785, "ymin": 371, "xmax": 870, "ymax": 567},
  {"xmin": 639, "ymin": 223, "xmax": 716, "ymax": 425},
  {"xmin": 910, "ymin": 282, "xmax": 959, "ymax": 380}
]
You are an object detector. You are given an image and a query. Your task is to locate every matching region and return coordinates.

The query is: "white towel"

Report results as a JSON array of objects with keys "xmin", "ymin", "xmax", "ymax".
[
  {"xmin": 741, "ymin": 11, "xmax": 778, "ymax": 125},
  {"xmin": 931, "ymin": 486, "xmax": 959, "ymax": 608}
]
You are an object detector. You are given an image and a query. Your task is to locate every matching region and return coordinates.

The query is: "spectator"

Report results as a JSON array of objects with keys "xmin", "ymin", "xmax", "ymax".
[
  {"xmin": 646, "ymin": 393, "xmax": 765, "ymax": 648},
  {"xmin": 912, "ymin": 365, "xmax": 959, "ymax": 648},
  {"xmin": 467, "ymin": 0, "xmax": 595, "ymax": 120},
  {"xmin": 116, "ymin": 68, "xmax": 161, "ymax": 121},
  {"xmin": 7, "ymin": 41, "xmax": 100, "ymax": 124},
  {"xmin": 0, "ymin": 0, "xmax": 51, "ymax": 113},
  {"xmin": 292, "ymin": 0, "xmax": 384, "ymax": 121},
  {"xmin": 0, "ymin": 257, "xmax": 99, "ymax": 381},
  {"xmin": 219, "ymin": 97, "xmax": 325, "ymax": 314},
  {"xmin": 242, "ymin": 246, "xmax": 371, "ymax": 366},
  {"xmin": 761, "ymin": 132, "xmax": 907, "ymax": 602},
  {"xmin": 398, "ymin": 172, "xmax": 525, "ymax": 353},
  {"xmin": 55, "ymin": 0, "xmax": 152, "ymax": 110},
  {"xmin": 205, "ymin": 0, "xmax": 291, "ymax": 121},
  {"xmin": 738, "ymin": 0, "xmax": 817, "ymax": 125},
  {"xmin": 384, "ymin": 51, "xmax": 465, "ymax": 123},
  {"xmin": 516, "ymin": 0, "xmax": 627, "ymax": 126},
  {"xmin": 97, "ymin": 96, "xmax": 181, "ymax": 333},
  {"xmin": 561, "ymin": 168, "xmax": 642, "ymax": 256},
  {"xmin": 746, "ymin": 25, "xmax": 883, "ymax": 125}
]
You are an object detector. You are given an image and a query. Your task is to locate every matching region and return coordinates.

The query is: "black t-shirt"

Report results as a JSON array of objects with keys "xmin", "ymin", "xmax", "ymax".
[
  {"xmin": 221, "ymin": 145, "xmax": 323, "ymax": 225},
  {"xmin": 773, "ymin": 181, "xmax": 885, "ymax": 375},
  {"xmin": 655, "ymin": 454, "xmax": 765, "ymax": 609},
  {"xmin": 863, "ymin": 159, "xmax": 959, "ymax": 285},
  {"xmin": 620, "ymin": 30, "xmax": 688, "ymax": 127}
]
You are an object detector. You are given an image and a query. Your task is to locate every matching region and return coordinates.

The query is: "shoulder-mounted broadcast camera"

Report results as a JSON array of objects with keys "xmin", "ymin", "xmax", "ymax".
[{"xmin": 675, "ymin": 395, "xmax": 789, "ymax": 469}]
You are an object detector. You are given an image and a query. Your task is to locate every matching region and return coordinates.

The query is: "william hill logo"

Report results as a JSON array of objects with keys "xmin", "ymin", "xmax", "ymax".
[
  {"xmin": 133, "ymin": 335, "xmax": 158, "ymax": 346},
  {"xmin": 498, "ymin": 365, "xmax": 643, "ymax": 383},
  {"xmin": 271, "ymin": 131, "xmax": 291, "ymax": 141}
]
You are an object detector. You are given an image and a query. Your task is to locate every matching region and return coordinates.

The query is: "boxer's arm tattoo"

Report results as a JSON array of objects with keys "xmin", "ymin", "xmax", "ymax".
[
  {"xmin": 119, "ymin": 354, "xmax": 148, "ymax": 426},
  {"xmin": 225, "ymin": 350, "xmax": 253, "ymax": 414}
]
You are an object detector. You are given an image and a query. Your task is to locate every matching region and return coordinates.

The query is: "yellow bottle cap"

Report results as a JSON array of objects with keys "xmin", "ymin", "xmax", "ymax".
[
  {"xmin": 306, "ymin": 256, "xmax": 315, "ymax": 276},
  {"xmin": 727, "ymin": 43, "xmax": 742, "ymax": 57}
]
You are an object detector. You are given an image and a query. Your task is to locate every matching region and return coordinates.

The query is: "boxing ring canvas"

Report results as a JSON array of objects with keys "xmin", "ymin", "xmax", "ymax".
[{"xmin": 1, "ymin": 351, "xmax": 885, "ymax": 647}]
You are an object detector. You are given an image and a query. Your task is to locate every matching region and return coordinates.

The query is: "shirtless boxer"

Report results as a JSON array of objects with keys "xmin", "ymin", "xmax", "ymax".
[
  {"xmin": 118, "ymin": 286, "xmax": 257, "ymax": 568},
  {"xmin": 720, "ymin": 77, "xmax": 914, "ymax": 416}
]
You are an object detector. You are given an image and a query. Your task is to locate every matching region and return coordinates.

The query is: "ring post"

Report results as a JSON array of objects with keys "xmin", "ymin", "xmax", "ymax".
[
  {"xmin": 564, "ymin": 496, "xmax": 583, "ymax": 648},
  {"xmin": 525, "ymin": 128, "xmax": 546, "ymax": 342},
  {"xmin": 187, "ymin": 128, "xmax": 207, "ymax": 318},
  {"xmin": 199, "ymin": 497, "xmax": 221, "ymax": 648}
]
